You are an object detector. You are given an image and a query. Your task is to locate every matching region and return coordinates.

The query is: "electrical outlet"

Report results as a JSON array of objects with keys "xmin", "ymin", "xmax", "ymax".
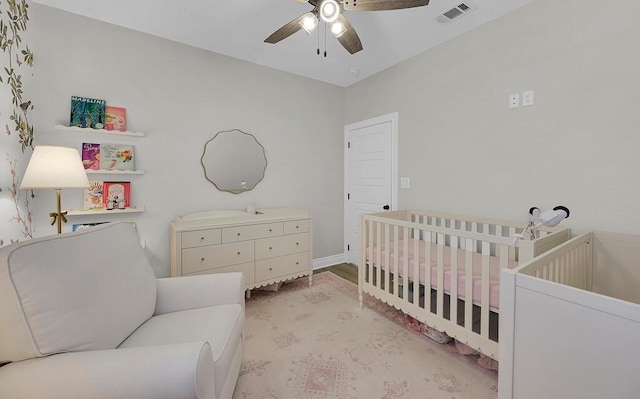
[
  {"xmin": 400, "ymin": 177, "xmax": 410, "ymax": 189},
  {"xmin": 522, "ymin": 90, "xmax": 534, "ymax": 106},
  {"xmin": 509, "ymin": 93, "xmax": 520, "ymax": 109}
]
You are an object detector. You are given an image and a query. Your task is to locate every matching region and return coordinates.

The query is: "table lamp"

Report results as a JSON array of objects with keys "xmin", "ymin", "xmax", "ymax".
[{"xmin": 19, "ymin": 145, "xmax": 90, "ymax": 234}]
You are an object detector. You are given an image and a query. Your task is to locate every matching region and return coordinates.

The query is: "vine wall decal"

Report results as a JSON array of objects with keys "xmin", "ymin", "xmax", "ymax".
[{"xmin": 0, "ymin": 0, "xmax": 35, "ymax": 246}]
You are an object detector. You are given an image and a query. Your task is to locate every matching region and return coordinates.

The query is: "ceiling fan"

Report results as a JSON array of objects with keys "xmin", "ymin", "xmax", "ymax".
[{"xmin": 264, "ymin": 0, "xmax": 430, "ymax": 55}]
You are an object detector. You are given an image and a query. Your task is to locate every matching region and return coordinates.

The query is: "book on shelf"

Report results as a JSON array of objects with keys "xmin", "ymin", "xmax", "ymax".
[
  {"xmin": 105, "ymin": 106, "xmax": 127, "ymax": 132},
  {"xmin": 81, "ymin": 143, "xmax": 101, "ymax": 170},
  {"xmin": 102, "ymin": 181, "xmax": 131, "ymax": 210},
  {"xmin": 72, "ymin": 221, "xmax": 136, "ymax": 232},
  {"xmin": 70, "ymin": 96, "xmax": 106, "ymax": 129},
  {"xmin": 83, "ymin": 180, "xmax": 104, "ymax": 210},
  {"xmin": 72, "ymin": 222, "xmax": 109, "ymax": 232},
  {"xmin": 100, "ymin": 144, "xmax": 134, "ymax": 171}
]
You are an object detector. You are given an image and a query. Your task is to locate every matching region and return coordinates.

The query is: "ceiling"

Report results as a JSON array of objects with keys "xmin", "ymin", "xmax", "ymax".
[{"xmin": 32, "ymin": 0, "xmax": 533, "ymax": 87}]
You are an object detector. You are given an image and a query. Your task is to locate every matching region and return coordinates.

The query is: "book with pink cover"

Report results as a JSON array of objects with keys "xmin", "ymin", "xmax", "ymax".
[
  {"xmin": 81, "ymin": 143, "xmax": 100, "ymax": 170},
  {"xmin": 102, "ymin": 181, "xmax": 130, "ymax": 210},
  {"xmin": 105, "ymin": 106, "xmax": 126, "ymax": 132}
]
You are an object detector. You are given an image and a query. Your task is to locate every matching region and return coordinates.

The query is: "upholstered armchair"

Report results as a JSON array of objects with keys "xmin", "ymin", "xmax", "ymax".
[{"xmin": 0, "ymin": 222, "xmax": 244, "ymax": 399}]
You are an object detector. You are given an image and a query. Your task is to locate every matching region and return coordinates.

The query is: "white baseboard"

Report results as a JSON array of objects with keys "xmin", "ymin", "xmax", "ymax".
[{"xmin": 312, "ymin": 253, "xmax": 346, "ymax": 270}]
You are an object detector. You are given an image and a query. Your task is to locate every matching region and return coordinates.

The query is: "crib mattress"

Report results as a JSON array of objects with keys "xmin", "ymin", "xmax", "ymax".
[{"xmin": 365, "ymin": 240, "xmax": 518, "ymax": 309}]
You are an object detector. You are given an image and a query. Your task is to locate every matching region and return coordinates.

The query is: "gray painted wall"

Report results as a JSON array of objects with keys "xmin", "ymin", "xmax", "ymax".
[
  {"xmin": 25, "ymin": 0, "xmax": 640, "ymax": 277},
  {"xmin": 29, "ymin": 5, "xmax": 346, "ymax": 277},
  {"xmin": 345, "ymin": 0, "xmax": 640, "ymax": 236}
]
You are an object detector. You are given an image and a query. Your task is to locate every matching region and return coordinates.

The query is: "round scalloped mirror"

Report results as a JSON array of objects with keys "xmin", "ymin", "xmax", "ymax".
[{"xmin": 201, "ymin": 129, "xmax": 267, "ymax": 194}]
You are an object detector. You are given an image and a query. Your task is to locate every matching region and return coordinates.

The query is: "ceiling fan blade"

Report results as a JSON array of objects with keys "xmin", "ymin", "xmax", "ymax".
[
  {"xmin": 335, "ymin": 14, "xmax": 363, "ymax": 54},
  {"xmin": 264, "ymin": 13, "xmax": 307, "ymax": 44},
  {"xmin": 343, "ymin": 0, "xmax": 429, "ymax": 11}
]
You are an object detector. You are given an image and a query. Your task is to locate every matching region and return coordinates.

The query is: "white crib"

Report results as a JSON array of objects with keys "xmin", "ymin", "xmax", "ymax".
[
  {"xmin": 358, "ymin": 210, "xmax": 570, "ymax": 360},
  {"xmin": 499, "ymin": 231, "xmax": 640, "ymax": 399}
]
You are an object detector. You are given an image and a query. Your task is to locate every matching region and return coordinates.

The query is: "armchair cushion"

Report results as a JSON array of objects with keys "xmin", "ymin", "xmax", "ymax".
[
  {"xmin": 0, "ymin": 342, "xmax": 214, "ymax": 399},
  {"xmin": 155, "ymin": 272, "xmax": 245, "ymax": 315},
  {"xmin": 0, "ymin": 223, "xmax": 156, "ymax": 363},
  {"xmin": 120, "ymin": 304, "xmax": 244, "ymax": 398}
]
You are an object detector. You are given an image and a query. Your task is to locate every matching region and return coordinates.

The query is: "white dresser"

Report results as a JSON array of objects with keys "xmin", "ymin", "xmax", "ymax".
[{"xmin": 170, "ymin": 208, "xmax": 312, "ymax": 292}]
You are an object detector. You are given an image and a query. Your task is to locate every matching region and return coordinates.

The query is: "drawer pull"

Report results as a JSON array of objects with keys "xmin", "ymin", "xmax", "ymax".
[
  {"xmin": 200, "ymin": 237, "xmax": 205, "ymax": 241},
  {"xmin": 268, "ymin": 228, "xmax": 272, "ymax": 232},
  {"xmin": 237, "ymin": 233, "xmax": 241, "ymax": 237},
  {"xmin": 296, "ymin": 242, "xmax": 299, "ymax": 246},
  {"xmin": 237, "ymin": 252, "xmax": 241, "ymax": 255},
  {"xmin": 269, "ymin": 246, "xmax": 273, "ymax": 250},
  {"xmin": 296, "ymin": 225, "xmax": 299, "ymax": 229},
  {"xmin": 201, "ymin": 257, "xmax": 205, "ymax": 262},
  {"xmin": 296, "ymin": 261, "xmax": 299, "ymax": 265},
  {"xmin": 269, "ymin": 267, "xmax": 273, "ymax": 271}
]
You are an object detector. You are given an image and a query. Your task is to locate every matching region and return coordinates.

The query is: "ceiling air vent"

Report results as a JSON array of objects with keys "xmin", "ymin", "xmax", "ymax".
[{"xmin": 437, "ymin": 3, "xmax": 474, "ymax": 24}]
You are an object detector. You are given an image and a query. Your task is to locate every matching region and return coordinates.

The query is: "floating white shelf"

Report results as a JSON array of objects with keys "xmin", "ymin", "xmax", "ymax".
[
  {"xmin": 55, "ymin": 125, "xmax": 145, "ymax": 137},
  {"xmin": 85, "ymin": 169, "xmax": 144, "ymax": 175},
  {"xmin": 67, "ymin": 206, "xmax": 145, "ymax": 216}
]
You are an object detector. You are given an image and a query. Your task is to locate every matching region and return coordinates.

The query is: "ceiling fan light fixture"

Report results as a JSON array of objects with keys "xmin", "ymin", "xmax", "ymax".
[
  {"xmin": 331, "ymin": 21, "xmax": 346, "ymax": 38},
  {"xmin": 299, "ymin": 12, "xmax": 318, "ymax": 34},
  {"xmin": 320, "ymin": 0, "xmax": 340, "ymax": 23}
]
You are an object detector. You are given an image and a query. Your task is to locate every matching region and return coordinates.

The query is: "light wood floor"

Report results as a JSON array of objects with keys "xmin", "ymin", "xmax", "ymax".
[{"xmin": 315, "ymin": 263, "xmax": 358, "ymax": 284}]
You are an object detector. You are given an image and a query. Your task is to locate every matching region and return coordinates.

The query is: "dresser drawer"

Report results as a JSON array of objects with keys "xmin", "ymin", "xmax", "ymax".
[
  {"xmin": 255, "ymin": 252, "xmax": 309, "ymax": 282},
  {"xmin": 255, "ymin": 233, "xmax": 309, "ymax": 260},
  {"xmin": 222, "ymin": 222, "xmax": 283, "ymax": 243},
  {"xmin": 184, "ymin": 261, "xmax": 255, "ymax": 284},
  {"xmin": 182, "ymin": 241, "xmax": 254, "ymax": 274},
  {"xmin": 283, "ymin": 219, "xmax": 310, "ymax": 235},
  {"xmin": 181, "ymin": 229, "xmax": 221, "ymax": 248}
]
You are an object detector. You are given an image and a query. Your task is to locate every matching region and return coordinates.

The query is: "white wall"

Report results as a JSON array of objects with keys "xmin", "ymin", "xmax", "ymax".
[
  {"xmin": 345, "ymin": 0, "xmax": 640, "ymax": 236},
  {"xmin": 24, "ymin": 0, "xmax": 640, "ymax": 276},
  {"xmin": 29, "ymin": 5, "xmax": 346, "ymax": 276}
]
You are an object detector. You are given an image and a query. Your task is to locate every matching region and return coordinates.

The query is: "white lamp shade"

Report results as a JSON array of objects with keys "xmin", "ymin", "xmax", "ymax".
[{"xmin": 20, "ymin": 145, "xmax": 90, "ymax": 189}]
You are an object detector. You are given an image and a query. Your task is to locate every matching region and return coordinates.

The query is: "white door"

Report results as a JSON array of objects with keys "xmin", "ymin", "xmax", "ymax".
[{"xmin": 344, "ymin": 112, "xmax": 397, "ymax": 266}]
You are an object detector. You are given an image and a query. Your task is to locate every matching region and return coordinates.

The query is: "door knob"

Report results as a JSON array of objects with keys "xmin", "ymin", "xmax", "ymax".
[{"xmin": 383, "ymin": 205, "xmax": 390, "ymax": 210}]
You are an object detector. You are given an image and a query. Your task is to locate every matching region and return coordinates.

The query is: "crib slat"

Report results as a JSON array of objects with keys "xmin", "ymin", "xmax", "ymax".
[
  {"xmin": 374, "ymin": 221, "xmax": 381, "ymax": 289},
  {"xmin": 392, "ymin": 225, "xmax": 399, "ymax": 296},
  {"xmin": 424, "ymin": 231, "xmax": 432, "ymax": 313},
  {"xmin": 368, "ymin": 220, "xmax": 374, "ymax": 287},
  {"xmin": 437, "ymin": 233, "xmax": 445, "ymax": 318},
  {"xmin": 402, "ymin": 228, "xmax": 410, "ymax": 303},
  {"xmin": 384, "ymin": 223, "xmax": 390, "ymax": 293},
  {"xmin": 481, "ymin": 241, "xmax": 490, "ymax": 339},
  {"xmin": 450, "ymin": 235, "xmax": 459, "ymax": 327},
  {"xmin": 465, "ymin": 238, "xmax": 473, "ymax": 331},
  {"xmin": 412, "ymin": 230, "xmax": 420, "ymax": 306},
  {"xmin": 498, "ymin": 243, "xmax": 509, "ymax": 270}
]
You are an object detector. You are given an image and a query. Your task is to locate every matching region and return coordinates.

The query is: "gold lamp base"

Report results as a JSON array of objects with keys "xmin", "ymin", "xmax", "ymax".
[{"xmin": 49, "ymin": 188, "xmax": 68, "ymax": 234}]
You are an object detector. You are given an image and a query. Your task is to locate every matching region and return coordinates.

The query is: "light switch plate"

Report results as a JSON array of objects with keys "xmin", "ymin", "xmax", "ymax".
[{"xmin": 522, "ymin": 90, "xmax": 534, "ymax": 106}]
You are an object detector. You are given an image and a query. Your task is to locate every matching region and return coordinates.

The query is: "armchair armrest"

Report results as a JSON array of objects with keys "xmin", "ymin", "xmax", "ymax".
[
  {"xmin": 155, "ymin": 272, "xmax": 245, "ymax": 315},
  {"xmin": 0, "ymin": 342, "xmax": 214, "ymax": 399}
]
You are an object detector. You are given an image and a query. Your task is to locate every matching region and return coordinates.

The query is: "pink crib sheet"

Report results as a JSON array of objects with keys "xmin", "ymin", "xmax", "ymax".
[{"xmin": 365, "ymin": 240, "xmax": 518, "ymax": 309}]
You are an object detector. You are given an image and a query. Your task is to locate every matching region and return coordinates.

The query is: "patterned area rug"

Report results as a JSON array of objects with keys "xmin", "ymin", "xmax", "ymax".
[{"xmin": 234, "ymin": 272, "xmax": 498, "ymax": 399}]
